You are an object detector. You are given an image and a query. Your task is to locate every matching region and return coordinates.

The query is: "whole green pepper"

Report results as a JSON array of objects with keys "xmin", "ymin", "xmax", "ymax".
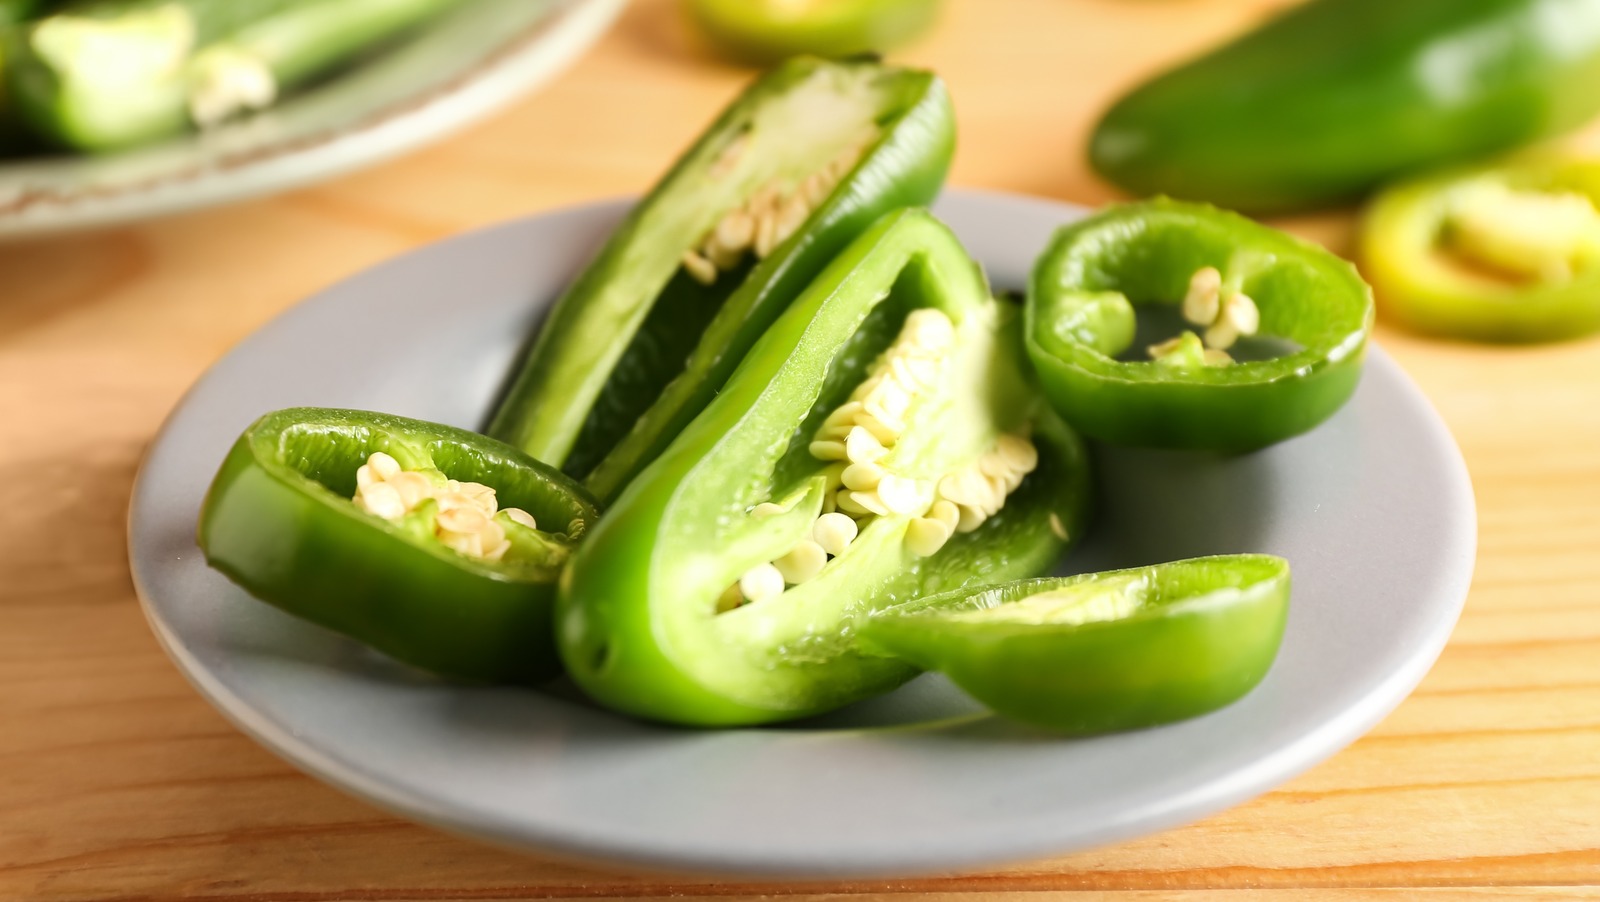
[
  {"xmin": 859, "ymin": 555, "xmax": 1291, "ymax": 734},
  {"xmin": 558, "ymin": 209, "xmax": 1092, "ymax": 726},
  {"xmin": 1360, "ymin": 157, "xmax": 1600, "ymax": 342},
  {"xmin": 684, "ymin": 0, "xmax": 943, "ymax": 65},
  {"xmin": 1091, "ymin": 0, "xmax": 1600, "ymax": 214},
  {"xmin": 1026, "ymin": 199, "xmax": 1374, "ymax": 452},
  {"xmin": 198, "ymin": 408, "xmax": 599, "ymax": 684},
  {"xmin": 487, "ymin": 57, "xmax": 954, "ymax": 503}
]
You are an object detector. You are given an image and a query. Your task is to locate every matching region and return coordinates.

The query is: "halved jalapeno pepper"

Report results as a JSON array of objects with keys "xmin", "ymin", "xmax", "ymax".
[
  {"xmin": 859, "ymin": 555, "xmax": 1291, "ymax": 734},
  {"xmin": 1360, "ymin": 158, "xmax": 1600, "ymax": 343},
  {"xmin": 558, "ymin": 208, "xmax": 1093, "ymax": 726},
  {"xmin": 1026, "ymin": 199, "xmax": 1374, "ymax": 452},
  {"xmin": 197, "ymin": 408, "xmax": 599, "ymax": 684},
  {"xmin": 487, "ymin": 56, "xmax": 954, "ymax": 503},
  {"xmin": 685, "ymin": 0, "xmax": 943, "ymax": 66}
]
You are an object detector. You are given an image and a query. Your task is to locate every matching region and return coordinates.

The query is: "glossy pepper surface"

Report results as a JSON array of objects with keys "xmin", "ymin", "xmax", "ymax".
[
  {"xmin": 859, "ymin": 555, "xmax": 1291, "ymax": 734},
  {"xmin": 198, "ymin": 408, "xmax": 599, "ymax": 684},
  {"xmin": 487, "ymin": 56, "xmax": 954, "ymax": 503},
  {"xmin": 1026, "ymin": 199, "xmax": 1373, "ymax": 452},
  {"xmin": 1091, "ymin": 0, "xmax": 1600, "ymax": 214},
  {"xmin": 685, "ymin": 0, "xmax": 942, "ymax": 65},
  {"xmin": 1361, "ymin": 157, "xmax": 1600, "ymax": 342},
  {"xmin": 557, "ymin": 209, "xmax": 1093, "ymax": 726}
]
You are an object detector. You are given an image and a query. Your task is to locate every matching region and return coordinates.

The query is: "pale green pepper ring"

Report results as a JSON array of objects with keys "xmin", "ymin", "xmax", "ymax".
[{"xmin": 1361, "ymin": 158, "xmax": 1600, "ymax": 343}]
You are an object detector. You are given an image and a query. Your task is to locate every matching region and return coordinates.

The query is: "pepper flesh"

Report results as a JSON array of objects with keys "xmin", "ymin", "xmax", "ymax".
[
  {"xmin": 557, "ymin": 209, "xmax": 1092, "ymax": 726},
  {"xmin": 858, "ymin": 555, "xmax": 1291, "ymax": 734},
  {"xmin": 1360, "ymin": 158, "xmax": 1600, "ymax": 343},
  {"xmin": 1026, "ymin": 199, "xmax": 1373, "ymax": 452},
  {"xmin": 197, "ymin": 408, "xmax": 600, "ymax": 684},
  {"xmin": 1090, "ymin": 0, "xmax": 1600, "ymax": 214},
  {"xmin": 487, "ymin": 57, "xmax": 955, "ymax": 503},
  {"xmin": 685, "ymin": 0, "xmax": 943, "ymax": 65}
]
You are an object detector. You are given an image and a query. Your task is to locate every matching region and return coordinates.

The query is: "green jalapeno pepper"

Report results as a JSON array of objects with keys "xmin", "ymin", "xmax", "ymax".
[
  {"xmin": 10, "ymin": 0, "xmax": 460, "ymax": 151},
  {"xmin": 859, "ymin": 555, "xmax": 1291, "ymax": 734},
  {"xmin": 684, "ymin": 0, "xmax": 943, "ymax": 65},
  {"xmin": 557, "ymin": 208, "xmax": 1093, "ymax": 726},
  {"xmin": 1360, "ymin": 157, "xmax": 1600, "ymax": 343},
  {"xmin": 1025, "ymin": 199, "xmax": 1374, "ymax": 452},
  {"xmin": 1090, "ymin": 0, "xmax": 1600, "ymax": 214},
  {"xmin": 197, "ymin": 408, "xmax": 599, "ymax": 684},
  {"xmin": 487, "ymin": 56, "xmax": 954, "ymax": 503}
]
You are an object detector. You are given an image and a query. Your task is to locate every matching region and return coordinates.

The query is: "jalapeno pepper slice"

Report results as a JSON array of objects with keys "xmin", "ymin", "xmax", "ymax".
[
  {"xmin": 685, "ymin": 0, "xmax": 943, "ymax": 66},
  {"xmin": 557, "ymin": 208, "xmax": 1093, "ymax": 726},
  {"xmin": 1360, "ymin": 158, "xmax": 1600, "ymax": 343},
  {"xmin": 1025, "ymin": 199, "xmax": 1374, "ymax": 452},
  {"xmin": 197, "ymin": 408, "xmax": 599, "ymax": 684},
  {"xmin": 487, "ymin": 56, "xmax": 954, "ymax": 503},
  {"xmin": 859, "ymin": 555, "xmax": 1291, "ymax": 734}
]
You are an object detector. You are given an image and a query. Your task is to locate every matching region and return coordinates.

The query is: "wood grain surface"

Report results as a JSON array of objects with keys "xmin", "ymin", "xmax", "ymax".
[{"xmin": 4, "ymin": 0, "xmax": 1599, "ymax": 898}]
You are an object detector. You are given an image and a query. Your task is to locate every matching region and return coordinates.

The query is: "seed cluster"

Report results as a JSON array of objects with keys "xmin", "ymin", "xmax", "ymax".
[
  {"xmin": 681, "ymin": 130, "xmax": 875, "ymax": 286},
  {"xmin": 351, "ymin": 452, "xmax": 536, "ymax": 562},
  {"xmin": 1149, "ymin": 266, "xmax": 1261, "ymax": 365},
  {"xmin": 723, "ymin": 309, "xmax": 1040, "ymax": 609}
]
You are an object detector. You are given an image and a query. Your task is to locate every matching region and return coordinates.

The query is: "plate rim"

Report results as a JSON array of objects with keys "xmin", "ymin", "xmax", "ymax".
[
  {"xmin": 0, "ymin": 0, "xmax": 626, "ymax": 239},
  {"xmin": 128, "ymin": 188, "xmax": 1478, "ymax": 877}
]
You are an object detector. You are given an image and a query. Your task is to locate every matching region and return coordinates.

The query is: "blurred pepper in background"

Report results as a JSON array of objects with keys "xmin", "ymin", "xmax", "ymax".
[
  {"xmin": 1090, "ymin": 0, "xmax": 1600, "ymax": 215},
  {"xmin": 684, "ymin": 0, "xmax": 943, "ymax": 65}
]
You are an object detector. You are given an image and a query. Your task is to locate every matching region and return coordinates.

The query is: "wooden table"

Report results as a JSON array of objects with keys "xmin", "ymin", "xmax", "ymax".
[{"xmin": 5, "ymin": 0, "xmax": 1599, "ymax": 898}]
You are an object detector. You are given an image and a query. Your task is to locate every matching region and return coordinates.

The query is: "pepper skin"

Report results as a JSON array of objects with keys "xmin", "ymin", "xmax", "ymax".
[
  {"xmin": 487, "ymin": 56, "xmax": 955, "ymax": 504},
  {"xmin": 557, "ymin": 209, "xmax": 1093, "ymax": 726},
  {"xmin": 685, "ymin": 0, "xmax": 943, "ymax": 65},
  {"xmin": 1361, "ymin": 157, "xmax": 1600, "ymax": 342},
  {"xmin": 1026, "ymin": 199, "xmax": 1373, "ymax": 452},
  {"xmin": 859, "ymin": 555, "xmax": 1291, "ymax": 734},
  {"xmin": 198, "ymin": 408, "xmax": 600, "ymax": 684},
  {"xmin": 1090, "ymin": 0, "xmax": 1600, "ymax": 214}
]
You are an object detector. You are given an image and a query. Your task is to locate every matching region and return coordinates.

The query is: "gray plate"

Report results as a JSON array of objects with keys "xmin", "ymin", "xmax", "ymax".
[
  {"xmin": 129, "ymin": 191, "xmax": 1476, "ymax": 878},
  {"xmin": 0, "ymin": 0, "xmax": 623, "ymax": 239}
]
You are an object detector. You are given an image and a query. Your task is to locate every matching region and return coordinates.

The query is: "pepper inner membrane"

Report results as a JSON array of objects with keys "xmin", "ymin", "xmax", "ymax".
[
  {"xmin": 562, "ymin": 66, "xmax": 889, "ymax": 481},
  {"xmin": 1438, "ymin": 179, "xmax": 1600, "ymax": 285},
  {"xmin": 717, "ymin": 296, "xmax": 1040, "ymax": 612}
]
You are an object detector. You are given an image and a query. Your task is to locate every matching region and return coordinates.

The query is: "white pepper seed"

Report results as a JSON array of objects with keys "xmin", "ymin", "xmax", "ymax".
[
  {"xmin": 841, "ymin": 461, "xmax": 885, "ymax": 491},
  {"xmin": 845, "ymin": 425, "xmax": 887, "ymax": 464},
  {"xmin": 1049, "ymin": 512, "xmax": 1070, "ymax": 541},
  {"xmin": 1183, "ymin": 266, "xmax": 1223, "ymax": 326},
  {"xmin": 929, "ymin": 499, "xmax": 960, "ymax": 530},
  {"xmin": 739, "ymin": 562, "xmax": 786, "ymax": 603},
  {"xmin": 501, "ymin": 507, "xmax": 537, "ymax": 529},
  {"xmin": 387, "ymin": 472, "xmax": 434, "ymax": 511},
  {"xmin": 905, "ymin": 517, "xmax": 953, "ymax": 557},
  {"xmin": 809, "ymin": 440, "xmax": 848, "ymax": 461},
  {"xmin": 847, "ymin": 490, "xmax": 890, "ymax": 517},
  {"xmin": 682, "ymin": 249, "xmax": 718, "ymax": 285},
  {"xmin": 813, "ymin": 512, "xmax": 858, "ymax": 556},
  {"xmin": 996, "ymin": 434, "xmax": 1038, "ymax": 473},
  {"xmin": 774, "ymin": 539, "xmax": 828, "ymax": 584},
  {"xmin": 356, "ymin": 482, "xmax": 406, "ymax": 520},
  {"xmin": 368, "ymin": 452, "xmax": 402, "ymax": 481}
]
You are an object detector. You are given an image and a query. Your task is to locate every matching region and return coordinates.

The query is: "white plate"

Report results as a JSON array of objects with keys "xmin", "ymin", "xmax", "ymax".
[
  {"xmin": 0, "ymin": 0, "xmax": 623, "ymax": 239},
  {"xmin": 129, "ymin": 191, "xmax": 1476, "ymax": 877}
]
